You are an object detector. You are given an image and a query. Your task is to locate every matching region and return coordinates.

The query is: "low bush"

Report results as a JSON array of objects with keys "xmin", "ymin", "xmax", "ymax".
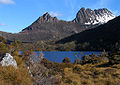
[
  {"xmin": 0, "ymin": 55, "xmax": 32, "ymax": 85},
  {"xmin": 62, "ymin": 57, "xmax": 71, "ymax": 64}
]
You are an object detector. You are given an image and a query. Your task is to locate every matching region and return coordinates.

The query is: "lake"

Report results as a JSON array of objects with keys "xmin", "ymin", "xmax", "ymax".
[
  {"xmin": 34, "ymin": 51, "xmax": 101, "ymax": 63},
  {"xmin": 20, "ymin": 51, "xmax": 102, "ymax": 63}
]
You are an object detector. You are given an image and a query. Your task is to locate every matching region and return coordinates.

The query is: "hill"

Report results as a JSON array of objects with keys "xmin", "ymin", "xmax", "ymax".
[{"xmin": 57, "ymin": 16, "xmax": 120, "ymax": 51}]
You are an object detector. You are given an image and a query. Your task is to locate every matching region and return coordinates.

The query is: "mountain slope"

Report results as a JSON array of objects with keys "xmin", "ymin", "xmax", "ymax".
[
  {"xmin": 0, "ymin": 8, "xmax": 115, "ymax": 43},
  {"xmin": 57, "ymin": 16, "xmax": 120, "ymax": 51}
]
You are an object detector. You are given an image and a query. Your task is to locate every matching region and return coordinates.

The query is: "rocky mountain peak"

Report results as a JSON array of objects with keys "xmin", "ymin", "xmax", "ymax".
[
  {"xmin": 43, "ymin": 12, "xmax": 51, "ymax": 19},
  {"xmin": 36, "ymin": 12, "xmax": 59, "ymax": 24},
  {"xmin": 73, "ymin": 8, "xmax": 115, "ymax": 25},
  {"xmin": 73, "ymin": 7, "xmax": 92, "ymax": 24},
  {"xmin": 80, "ymin": 7, "xmax": 86, "ymax": 11}
]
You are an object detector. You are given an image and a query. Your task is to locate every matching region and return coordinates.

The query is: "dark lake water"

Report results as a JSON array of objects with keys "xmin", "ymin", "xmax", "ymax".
[
  {"xmin": 35, "ymin": 51, "xmax": 101, "ymax": 63},
  {"xmin": 20, "ymin": 51, "xmax": 101, "ymax": 63}
]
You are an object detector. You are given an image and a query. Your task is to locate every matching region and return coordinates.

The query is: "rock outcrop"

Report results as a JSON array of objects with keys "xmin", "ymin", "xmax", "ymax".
[
  {"xmin": 73, "ymin": 8, "xmax": 115, "ymax": 25},
  {"xmin": 35, "ymin": 12, "xmax": 59, "ymax": 24},
  {"xmin": 0, "ymin": 53, "xmax": 17, "ymax": 68},
  {"xmin": 25, "ymin": 56, "xmax": 60, "ymax": 85}
]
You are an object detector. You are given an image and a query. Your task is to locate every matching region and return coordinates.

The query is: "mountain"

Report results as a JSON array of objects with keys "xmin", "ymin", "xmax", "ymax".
[
  {"xmin": 0, "ymin": 8, "xmax": 115, "ymax": 43},
  {"xmin": 73, "ymin": 8, "xmax": 115, "ymax": 25},
  {"xmin": 57, "ymin": 16, "xmax": 120, "ymax": 51},
  {"xmin": 31, "ymin": 12, "xmax": 59, "ymax": 24}
]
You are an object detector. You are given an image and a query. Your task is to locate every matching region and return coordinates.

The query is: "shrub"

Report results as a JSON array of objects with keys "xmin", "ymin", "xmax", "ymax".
[
  {"xmin": 0, "ymin": 56, "xmax": 32, "ymax": 85},
  {"xmin": 11, "ymin": 51, "xmax": 20, "ymax": 56},
  {"xmin": 74, "ymin": 59, "xmax": 81, "ymax": 64},
  {"xmin": 56, "ymin": 41, "xmax": 76, "ymax": 51},
  {"xmin": 109, "ymin": 55, "xmax": 120, "ymax": 64},
  {"xmin": 10, "ymin": 40, "xmax": 21, "ymax": 49},
  {"xmin": 0, "ymin": 36, "xmax": 6, "ymax": 43},
  {"xmin": 73, "ymin": 65, "xmax": 83, "ymax": 73},
  {"xmin": 22, "ymin": 50, "xmax": 34, "ymax": 61},
  {"xmin": 81, "ymin": 53, "xmax": 108, "ymax": 65},
  {"xmin": 63, "ymin": 41, "xmax": 76, "ymax": 51},
  {"xmin": 0, "ymin": 43, "xmax": 9, "ymax": 59},
  {"xmin": 62, "ymin": 57, "xmax": 71, "ymax": 64}
]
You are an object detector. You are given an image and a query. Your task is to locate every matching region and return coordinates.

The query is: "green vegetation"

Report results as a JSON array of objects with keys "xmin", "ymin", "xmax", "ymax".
[
  {"xmin": 0, "ymin": 56, "xmax": 32, "ymax": 85},
  {"xmin": 39, "ymin": 50, "xmax": 120, "ymax": 85},
  {"xmin": 0, "ymin": 43, "xmax": 9, "ymax": 58},
  {"xmin": 0, "ymin": 36, "xmax": 33, "ymax": 85},
  {"xmin": 56, "ymin": 41, "xmax": 76, "ymax": 51},
  {"xmin": 0, "ymin": 35, "xmax": 120, "ymax": 85},
  {"xmin": 57, "ymin": 16, "xmax": 120, "ymax": 51},
  {"xmin": 63, "ymin": 57, "xmax": 71, "ymax": 63},
  {"xmin": 18, "ymin": 40, "xmax": 76, "ymax": 51}
]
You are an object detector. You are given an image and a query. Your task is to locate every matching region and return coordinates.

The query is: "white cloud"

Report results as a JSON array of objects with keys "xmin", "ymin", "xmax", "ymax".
[
  {"xmin": 0, "ymin": 23, "xmax": 6, "ymax": 26},
  {"xmin": 0, "ymin": 0, "xmax": 15, "ymax": 4},
  {"xmin": 49, "ymin": 11, "xmax": 62, "ymax": 17}
]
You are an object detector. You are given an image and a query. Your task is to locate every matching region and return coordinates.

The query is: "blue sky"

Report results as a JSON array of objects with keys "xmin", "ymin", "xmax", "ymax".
[{"xmin": 0, "ymin": 0, "xmax": 120, "ymax": 33}]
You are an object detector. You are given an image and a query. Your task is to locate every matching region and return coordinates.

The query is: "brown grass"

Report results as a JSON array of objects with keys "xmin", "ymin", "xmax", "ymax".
[
  {"xmin": 60, "ymin": 64, "xmax": 120, "ymax": 85},
  {"xmin": 0, "ymin": 55, "xmax": 32, "ymax": 85}
]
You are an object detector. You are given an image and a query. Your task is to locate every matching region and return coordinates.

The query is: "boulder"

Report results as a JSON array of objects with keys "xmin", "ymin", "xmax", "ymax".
[{"xmin": 0, "ymin": 53, "xmax": 17, "ymax": 68}]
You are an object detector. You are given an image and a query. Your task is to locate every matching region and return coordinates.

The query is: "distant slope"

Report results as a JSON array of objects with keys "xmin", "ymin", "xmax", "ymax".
[{"xmin": 57, "ymin": 16, "xmax": 120, "ymax": 51}]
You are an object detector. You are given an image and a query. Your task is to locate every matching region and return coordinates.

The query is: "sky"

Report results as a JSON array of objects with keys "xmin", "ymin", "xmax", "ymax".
[{"xmin": 0, "ymin": 0, "xmax": 120, "ymax": 33}]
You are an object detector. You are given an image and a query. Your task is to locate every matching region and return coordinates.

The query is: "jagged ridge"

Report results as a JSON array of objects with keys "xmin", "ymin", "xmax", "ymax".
[
  {"xmin": 0, "ymin": 8, "xmax": 116, "ymax": 43},
  {"xmin": 73, "ymin": 8, "xmax": 115, "ymax": 25}
]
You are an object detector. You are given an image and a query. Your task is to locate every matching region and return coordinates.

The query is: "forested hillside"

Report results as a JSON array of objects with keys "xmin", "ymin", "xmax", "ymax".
[{"xmin": 57, "ymin": 16, "xmax": 120, "ymax": 51}]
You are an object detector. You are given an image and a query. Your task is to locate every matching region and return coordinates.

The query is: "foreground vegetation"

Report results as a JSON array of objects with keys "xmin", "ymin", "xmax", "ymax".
[
  {"xmin": 0, "ymin": 36, "xmax": 32, "ymax": 85},
  {"xmin": 0, "ymin": 56, "xmax": 32, "ymax": 85},
  {"xmin": 0, "ymin": 35, "xmax": 120, "ymax": 85},
  {"xmin": 39, "ymin": 50, "xmax": 120, "ymax": 85}
]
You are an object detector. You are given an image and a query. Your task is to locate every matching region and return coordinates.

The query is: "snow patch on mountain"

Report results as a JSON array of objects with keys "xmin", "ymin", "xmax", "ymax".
[
  {"xmin": 85, "ymin": 13, "xmax": 115, "ymax": 25},
  {"xmin": 95, "ymin": 13, "xmax": 115, "ymax": 24},
  {"xmin": 74, "ymin": 8, "xmax": 116, "ymax": 25}
]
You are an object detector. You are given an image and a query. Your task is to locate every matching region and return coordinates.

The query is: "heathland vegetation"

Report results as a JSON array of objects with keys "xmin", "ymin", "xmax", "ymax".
[
  {"xmin": 0, "ymin": 36, "xmax": 32, "ymax": 85},
  {"xmin": 35, "ymin": 50, "xmax": 120, "ymax": 85},
  {"xmin": 0, "ymin": 34, "xmax": 120, "ymax": 85}
]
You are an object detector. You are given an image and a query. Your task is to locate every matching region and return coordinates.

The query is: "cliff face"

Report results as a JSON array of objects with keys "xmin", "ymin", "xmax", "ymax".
[
  {"xmin": 73, "ymin": 8, "xmax": 115, "ymax": 25},
  {"xmin": 36, "ymin": 12, "xmax": 59, "ymax": 24}
]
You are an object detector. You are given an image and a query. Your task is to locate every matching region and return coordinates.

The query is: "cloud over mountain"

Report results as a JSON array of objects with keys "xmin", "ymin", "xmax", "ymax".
[
  {"xmin": 49, "ymin": 11, "xmax": 62, "ymax": 17},
  {"xmin": 0, "ymin": 0, "xmax": 15, "ymax": 4}
]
